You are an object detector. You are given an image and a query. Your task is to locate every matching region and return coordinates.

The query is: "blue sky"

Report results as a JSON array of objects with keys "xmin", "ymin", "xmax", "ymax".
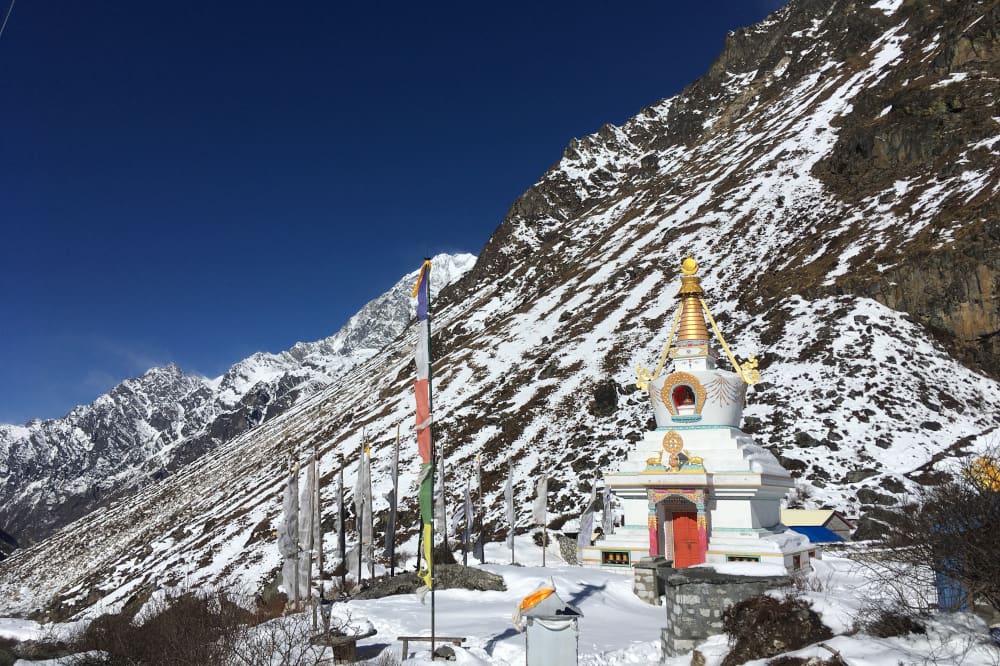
[{"xmin": 0, "ymin": 1, "xmax": 787, "ymax": 424}]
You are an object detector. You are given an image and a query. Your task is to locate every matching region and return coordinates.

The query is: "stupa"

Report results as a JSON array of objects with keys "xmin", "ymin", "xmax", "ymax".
[{"xmin": 581, "ymin": 257, "xmax": 815, "ymax": 572}]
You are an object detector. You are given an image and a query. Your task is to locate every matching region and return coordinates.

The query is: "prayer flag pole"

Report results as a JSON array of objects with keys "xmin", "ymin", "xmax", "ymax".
[
  {"xmin": 387, "ymin": 422, "xmax": 400, "ymax": 577},
  {"xmin": 357, "ymin": 437, "xmax": 364, "ymax": 588},
  {"xmin": 476, "ymin": 453, "xmax": 484, "ymax": 564},
  {"xmin": 505, "ymin": 457, "xmax": 515, "ymax": 565},
  {"xmin": 337, "ymin": 460, "xmax": 346, "ymax": 592},
  {"xmin": 412, "ymin": 258, "xmax": 437, "ymax": 653}
]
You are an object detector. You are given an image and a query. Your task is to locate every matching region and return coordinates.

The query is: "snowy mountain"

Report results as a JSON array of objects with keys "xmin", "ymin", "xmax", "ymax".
[
  {"xmin": 2, "ymin": 0, "xmax": 999, "ymax": 620},
  {"xmin": 0, "ymin": 253, "xmax": 475, "ymax": 548}
]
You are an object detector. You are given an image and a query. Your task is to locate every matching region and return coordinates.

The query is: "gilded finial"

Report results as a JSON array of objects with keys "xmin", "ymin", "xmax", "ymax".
[
  {"xmin": 636, "ymin": 364, "xmax": 653, "ymax": 391},
  {"xmin": 681, "ymin": 257, "xmax": 698, "ymax": 276},
  {"xmin": 739, "ymin": 356, "xmax": 761, "ymax": 385}
]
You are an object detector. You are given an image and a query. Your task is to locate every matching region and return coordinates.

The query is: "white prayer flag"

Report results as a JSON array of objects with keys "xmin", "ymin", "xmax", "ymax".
[
  {"xmin": 278, "ymin": 465, "xmax": 299, "ymax": 604},
  {"xmin": 298, "ymin": 453, "xmax": 314, "ymax": 595},
  {"xmin": 504, "ymin": 463, "xmax": 515, "ymax": 548},
  {"xmin": 578, "ymin": 481, "xmax": 598, "ymax": 548},
  {"xmin": 463, "ymin": 482, "xmax": 473, "ymax": 547},
  {"xmin": 602, "ymin": 483, "xmax": 615, "ymax": 536},
  {"xmin": 532, "ymin": 474, "xmax": 548, "ymax": 525}
]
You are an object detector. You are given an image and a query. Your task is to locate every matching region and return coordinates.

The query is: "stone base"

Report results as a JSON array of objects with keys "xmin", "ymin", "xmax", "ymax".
[
  {"xmin": 658, "ymin": 567, "xmax": 791, "ymax": 657},
  {"xmin": 632, "ymin": 557, "xmax": 673, "ymax": 604}
]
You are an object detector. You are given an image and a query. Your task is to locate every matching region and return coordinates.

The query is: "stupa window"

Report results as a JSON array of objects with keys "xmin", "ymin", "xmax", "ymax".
[
  {"xmin": 672, "ymin": 385, "xmax": 697, "ymax": 415},
  {"xmin": 726, "ymin": 555, "xmax": 760, "ymax": 563}
]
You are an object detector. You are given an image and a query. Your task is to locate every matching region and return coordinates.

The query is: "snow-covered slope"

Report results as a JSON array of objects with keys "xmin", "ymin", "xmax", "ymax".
[
  {"xmin": 0, "ymin": 253, "xmax": 475, "ymax": 547},
  {"xmin": 2, "ymin": 0, "xmax": 999, "ymax": 619}
]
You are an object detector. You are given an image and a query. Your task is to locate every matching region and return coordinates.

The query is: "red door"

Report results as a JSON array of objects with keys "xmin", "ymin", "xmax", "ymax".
[{"xmin": 672, "ymin": 512, "xmax": 702, "ymax": 568}]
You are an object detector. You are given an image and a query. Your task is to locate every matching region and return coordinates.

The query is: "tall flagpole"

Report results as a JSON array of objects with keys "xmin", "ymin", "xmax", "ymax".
[
  {"xmin": 358, "ymin": 436, "xmax": 364, "ymax": 587},
  {"xmin": 306, "ymin": 451, "xmax": 315, "ymax": 629},
  {"xmin": 424, "ymin": 259, "xmax": 438, "ymax": 654},
  {"xmin": 508, "ymin": 457, "xmax": 515, "ymax": 566},
  {"xmin": 367, "ymin": 442, "xmax": 374, "ymax": 581},
  {"xmin": 313, "ymin": 447, "xmax": 322, "ymax": 629},
  {"xmin": 388, "ymin": 422, "xmax": 400, "ymax": 577},
  {"xmin": 542, "ymin": 467, "xmax": 547, "ymax": 568},
  {"xmin": 292, "ymin": 459, "xmax": 301, "ymax": 609},
  {"xmin": 476, "ymin": 453, "xmax": 484, "ymax": 564},
  {"xmin": 338, "ymin": 460, "xmax": 346, "ymax": 592}
]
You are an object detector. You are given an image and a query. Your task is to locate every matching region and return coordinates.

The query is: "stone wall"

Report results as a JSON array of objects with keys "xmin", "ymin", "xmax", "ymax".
[
  {"xmin": 632, "ymin": 556, "xmax": 673, "ymax": 604},
  {"xmin": 657, "ymin": 567, "xmax": 791, "ymax": 657}
]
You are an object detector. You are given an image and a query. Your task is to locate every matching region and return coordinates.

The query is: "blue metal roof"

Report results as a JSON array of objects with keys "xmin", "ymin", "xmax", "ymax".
[{"xmin": 787, "ymin": 525, "xmax": 845, "ymax": 543}]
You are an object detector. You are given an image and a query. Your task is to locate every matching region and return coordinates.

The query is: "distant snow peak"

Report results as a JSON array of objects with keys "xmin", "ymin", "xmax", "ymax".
[{"xmin": 0, "ymin": 252, "xmax": 476, "ymax": 546}]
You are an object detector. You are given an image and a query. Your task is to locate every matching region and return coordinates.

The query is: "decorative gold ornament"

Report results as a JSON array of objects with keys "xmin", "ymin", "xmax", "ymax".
[
  {"xmin": 698, "ymin": 297, "xmax": 762, "ymax": 386},
  {"xmin": 681, "ymin": 257, "xmax": 698, "ymax": 275},
  {"xmin": 636, "ymin": 364, "xmax": 653, "ymax": 391},
  {"xmin": 660, "ymin": 371, "xmax": 706, "ymax": 415},
  {"xmin": 739, "ymin": 356, "xmax": 761, "ymax": 385},
  {"xmin": 662, "ymin": 430, "xmax": 684, "ymax": 454},
  {"xmin": 676, "ymin": 298, "xmax": 709, "ymax": 341}
]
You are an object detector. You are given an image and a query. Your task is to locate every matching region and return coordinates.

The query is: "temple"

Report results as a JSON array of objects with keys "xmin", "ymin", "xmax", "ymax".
[{"xmin": 581, "ymin": 257, "xmax": 816, "ymax": 572}]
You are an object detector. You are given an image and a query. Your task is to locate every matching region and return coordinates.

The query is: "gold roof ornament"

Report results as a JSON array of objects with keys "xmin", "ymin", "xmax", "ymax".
[
  {"xmin": 636, "ymin": 256, "xmax": 761, "ymax": 387},
  {"xmin": 675, "ymin": 257, "xmax": 709, "ymax": 342}
]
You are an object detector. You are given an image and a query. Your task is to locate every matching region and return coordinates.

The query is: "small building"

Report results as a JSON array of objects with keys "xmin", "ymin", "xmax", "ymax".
[
  {"xmin": 582, "ymin": 257, "xmax": 816, "ymax": 573},
  {"xmin": 780, "ymin": 509, "xmax": 854, "ymax": 542}
]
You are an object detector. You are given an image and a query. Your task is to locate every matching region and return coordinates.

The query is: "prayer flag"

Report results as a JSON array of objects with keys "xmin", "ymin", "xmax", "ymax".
[
  {"xmin": 532, "ymin": 474, "xmax": 548, "ymax": 525},
  {"xmin": 354, "ymin": 443, "xmax": 373, "ymax": 580},
  {"xmin": 336, "ymin": 466, "xmax": 346, "ymax": 572},
  {"xmin": 577, "ymin": 481, "xmax": 598, "ymax": 548},
  {"xmin": 473, "ymin": 454, "xmax": 485, "ymax": 562},
  {"xmin": 504, "ymin": 461, "xmax": 515, "ymax": 548},
  {"xmin": 384, "ymin": 425, "xmax": 400, "ymax": 561},
  {"xmin": 278, "ymin": 464, "xmax": 300, "ymax": 604},
  {"xmin": 412, "ymin": 259, "xmax": 435, "ymax": 592},
  {"xmin": 298, "ymin": 452, "xmax": 314, "ymax": 595},
  {"xmin": 435, "ymin": 452, "xmax": 447, "ymax": 536},
  {"xmin": 463, "ymin": 481, "xmax": 473, "ymax": 548},
  {"xmin": 449, "ymin": 496, "xmax": 466, "ymax": 537},
  {"xmin": 602, "ymin": 483, "xmax": 615, "ymax": 536}
]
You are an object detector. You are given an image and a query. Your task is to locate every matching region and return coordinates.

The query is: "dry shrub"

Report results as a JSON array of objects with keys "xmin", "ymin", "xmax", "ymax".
[
  {"xmin": 74, "ymin": 589, "xmax": 251, "ymax": 665},
  {"xmin": 1, "ymin": 637, "xmax": 17, "ymax": 666},
  {"xmin": 864, "ymin": 608, "xmax": 926, "ymax": 638},
  {"xmin": 876, "ymin": 452, "xmax": 1000, "ymax": 615},
  {"xmin": 721, "ymin": 595, "xmax": 832, "ymax": 666},
  {"xmin": 766, "ymin": 656, "xmax": 847, "ymax": 666}
]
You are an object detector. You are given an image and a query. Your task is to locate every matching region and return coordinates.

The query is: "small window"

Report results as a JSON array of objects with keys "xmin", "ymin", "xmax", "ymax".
[
  {"xmin": 601, "ymin": 550, "xmax": 630, "ymax": 566},
  {"xmin": 809, "ymin": 550, "xmax": 816, "ymax": 559},
  {"xmin": 793, "ymin": 555, "xmax": 801, "ymax": 569},
  {"xmin": 726, "ymin": 555, "xmax": 760, "ymax": 563}
]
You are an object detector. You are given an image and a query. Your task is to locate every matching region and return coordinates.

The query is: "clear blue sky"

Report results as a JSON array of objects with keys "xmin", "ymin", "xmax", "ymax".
[{"xmin": 0, "ymin": 1, "xmax": 786, "ymax": 424}]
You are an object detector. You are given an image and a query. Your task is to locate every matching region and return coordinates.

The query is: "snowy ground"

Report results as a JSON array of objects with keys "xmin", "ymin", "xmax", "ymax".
[{"xmin": 5, "ymin": 538, "xmax": 1000, "ymax": 665}]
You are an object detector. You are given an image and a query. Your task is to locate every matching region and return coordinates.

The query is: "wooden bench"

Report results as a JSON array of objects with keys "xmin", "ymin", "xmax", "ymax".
[{"xmin": 397, "ymin": 635, "xmax": 466, "ymax": 659}]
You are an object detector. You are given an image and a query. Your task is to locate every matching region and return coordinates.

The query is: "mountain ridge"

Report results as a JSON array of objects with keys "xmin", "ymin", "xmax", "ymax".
[{"xmin": 0, "ymin": 253, "xmax": 476, "ymax": 547}]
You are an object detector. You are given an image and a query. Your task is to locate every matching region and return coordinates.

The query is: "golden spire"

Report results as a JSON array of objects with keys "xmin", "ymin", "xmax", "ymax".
[{"xmin": 675, "ymin": 257, "xmax": 709, "ymax": 341}]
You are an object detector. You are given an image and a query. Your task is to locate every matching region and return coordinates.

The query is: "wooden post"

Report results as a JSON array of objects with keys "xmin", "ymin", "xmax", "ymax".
[
  {"xmin": 309, "ymin": 451, "xmax": 317, "ymax": 631},
  {"xmin": 338, "ymin": 461, "xmax": 346, "ymax": 592}
]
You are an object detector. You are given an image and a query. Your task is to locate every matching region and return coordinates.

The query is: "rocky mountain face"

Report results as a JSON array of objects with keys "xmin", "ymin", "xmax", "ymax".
[
  {"xmin": 2, "ymin": 0, "xmax": 999, "ymax": 619},
  {"xmin": 0, "ymin": 253, "xmax": 475, "ymax": 547}
]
